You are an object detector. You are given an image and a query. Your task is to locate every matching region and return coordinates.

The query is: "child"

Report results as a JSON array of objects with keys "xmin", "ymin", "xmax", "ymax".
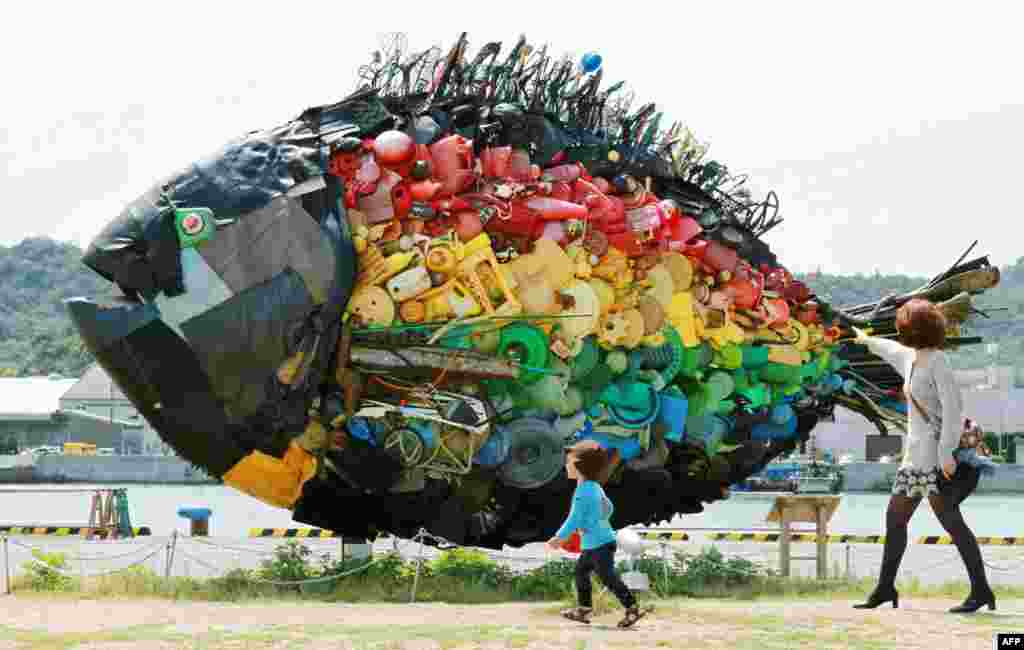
[{"xmin": 547, "ymin": 440, "xmax": 646, "ymax": 628}]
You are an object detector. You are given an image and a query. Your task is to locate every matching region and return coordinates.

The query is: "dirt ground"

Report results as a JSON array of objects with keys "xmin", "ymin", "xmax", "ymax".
[{"xmin": 0, "ymin": 596, "xmax": 1019, "ymax": 649}]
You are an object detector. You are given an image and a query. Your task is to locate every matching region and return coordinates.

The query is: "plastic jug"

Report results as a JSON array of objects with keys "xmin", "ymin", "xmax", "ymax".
[
  {"xmin": 656, "ymin": 392, "xmax": 689, "ymax": 443},
  {"xmin": 429, "ymin": 134, "xmax": 476, "ymax": 196}
]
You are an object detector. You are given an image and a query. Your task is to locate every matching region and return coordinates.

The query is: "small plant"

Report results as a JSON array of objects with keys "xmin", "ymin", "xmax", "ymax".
[
  {"xmin": 207, "ymin": 568, "xmax": 261, "ymax": 599},
  {"xmin": 676, "ymin": 546, "xmax": 768, "ymax": 588},
  {"xmin": 258, "ymin": 541, "xmax": 315, "ymax": 591},
  {"xmin": 508, "ymin": 558, "xmax": 576, "ymax": 600},
  {"xmin": 430, "ymin": 547, "xmax": 510, "ymax": 588},
  {"xmin": 22, "ymin": 548, "xmax": 74, "ymax": 592}
]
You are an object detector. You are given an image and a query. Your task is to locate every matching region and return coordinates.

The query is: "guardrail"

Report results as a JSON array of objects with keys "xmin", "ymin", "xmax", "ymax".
[
  {"xmin": 0, "ymin": 526, "xmax": 151, "ymax": 537},
  {"xmin": 918, "ymin": 536, "xmax": 1020, "ymax": 546},
  {"xmin": 248, "ymin": 528, "xmax": 366, "ymax": 542}
]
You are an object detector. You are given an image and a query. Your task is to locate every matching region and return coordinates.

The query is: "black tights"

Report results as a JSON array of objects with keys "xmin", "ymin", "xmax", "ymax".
[{"xmin": 877, "ymin": 494, "xmax": 991, "ymax": 595}]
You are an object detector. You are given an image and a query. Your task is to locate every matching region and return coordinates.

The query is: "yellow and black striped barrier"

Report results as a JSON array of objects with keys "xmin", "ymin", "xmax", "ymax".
[
  {"xmin": 711, "ymin": 532, "xmax": 886, "ymax": 544},
  {"xmin": 0, "ymin": 526, "xmax": 152, "ymax": 536},
  {"xmin": 918, "ymin": 536, "xmax": 1019, "ymax": 546},
  {"xmin": 637, "ymin": 531, "xmax": 690, "ymax": 542},
  {"xmin": 711, "ymin": 532, "xmax": 784, "ymax": 542},
  {"xmin": 248, "ymin": 528, "xmax": 367, "ymax": 543}
]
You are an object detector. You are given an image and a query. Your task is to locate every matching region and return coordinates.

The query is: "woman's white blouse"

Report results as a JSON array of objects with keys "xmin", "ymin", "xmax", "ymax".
[{"xmin": 862, "ymin": 336, "xmax": 963, "ymax": 470}]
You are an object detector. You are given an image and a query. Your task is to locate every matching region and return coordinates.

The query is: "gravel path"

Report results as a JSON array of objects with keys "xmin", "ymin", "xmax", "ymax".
[{"xmin": 0, "ymin": 597, "xmax": 1019, "ymax": 649}]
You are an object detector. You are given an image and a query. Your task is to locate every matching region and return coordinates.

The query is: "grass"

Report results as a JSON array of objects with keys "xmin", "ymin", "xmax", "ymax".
[{"xmin": 12, "ymin": 564, "xmax": 1024, "ymax": 606}]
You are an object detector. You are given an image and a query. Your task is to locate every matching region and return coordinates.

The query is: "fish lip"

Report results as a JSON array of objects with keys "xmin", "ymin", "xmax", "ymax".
[{"xmin": 64, "ymin": 296, "xmax": 161, "ymax": 352}]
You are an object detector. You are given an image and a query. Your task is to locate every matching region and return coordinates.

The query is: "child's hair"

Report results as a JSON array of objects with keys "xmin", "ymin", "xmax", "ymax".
[{"xmin": 565, "ymin": 440, "xmax": 611, "ymax": 481}]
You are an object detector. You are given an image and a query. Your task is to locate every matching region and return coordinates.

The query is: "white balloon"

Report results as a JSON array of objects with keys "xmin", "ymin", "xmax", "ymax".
[{"xmin": 616, "ymin": 528, "xmax": 645, "ymax": 556}]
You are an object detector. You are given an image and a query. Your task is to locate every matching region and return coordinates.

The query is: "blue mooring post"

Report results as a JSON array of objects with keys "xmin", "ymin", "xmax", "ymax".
[{"xmin": 177, "ymin": 506, "xmax": 212, "ymax": 537}]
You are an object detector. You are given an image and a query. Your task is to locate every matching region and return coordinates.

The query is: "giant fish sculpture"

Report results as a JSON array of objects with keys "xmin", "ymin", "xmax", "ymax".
[{"xmin": 66, "ymin": 34, "xmax": 1000, "ymax": 548}]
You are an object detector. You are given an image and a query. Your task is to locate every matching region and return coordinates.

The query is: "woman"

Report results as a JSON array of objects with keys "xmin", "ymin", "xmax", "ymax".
[
  {"xmin": 547, "ymin": 440, "xmax": 646, "ymax": 628},
  {"xmin": 852, "ymin": 298, "xmax": 995, "ymax": 613}
]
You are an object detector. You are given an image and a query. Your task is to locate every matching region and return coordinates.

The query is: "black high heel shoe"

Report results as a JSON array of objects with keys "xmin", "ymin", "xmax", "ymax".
[
  {"xmin": 853, "ymin": 588, "xmax": 899, "ymax": 609},
  {"xmin": 949, "ymin": 592, "xmax": 996, "ymax": 613}
]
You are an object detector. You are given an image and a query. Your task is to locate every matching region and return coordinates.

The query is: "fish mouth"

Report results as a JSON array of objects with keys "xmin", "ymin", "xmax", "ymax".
[{"xmin": 65, "ymin": 296, "xmax": 247, "ymax": 477}]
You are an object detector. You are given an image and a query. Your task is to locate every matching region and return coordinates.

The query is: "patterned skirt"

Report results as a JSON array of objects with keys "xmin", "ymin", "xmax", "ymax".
[{"xmin": 891, "ymin": 466, "xmax": 940, "ymax": 497}]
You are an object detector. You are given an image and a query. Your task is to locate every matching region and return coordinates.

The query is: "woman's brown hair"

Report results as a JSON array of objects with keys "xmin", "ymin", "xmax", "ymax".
[
  {"xmin": 895, "ymin": 298, "xmax": 947, "ymax": 349},
  {"xmin": 565, "ymin": 440, "xmax": 611, "ymax": 482}
]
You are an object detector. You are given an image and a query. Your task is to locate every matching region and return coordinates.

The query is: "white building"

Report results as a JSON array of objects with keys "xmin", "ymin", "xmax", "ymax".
[
  {"xmin": 0, "ymin": 375, "xmax": 79, "ymax": 448},
  {"xmin": 56, "ymin": 365, "xmax": 169, "ymax": 455}
]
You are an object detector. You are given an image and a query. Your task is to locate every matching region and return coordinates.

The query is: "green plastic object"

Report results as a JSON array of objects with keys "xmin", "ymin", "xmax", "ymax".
[
  {"xmin": 741, "ymin": 344, "xmax": 770, "ymax": 369},
  {"xmin": 598, "ymin": 381, "xmax": 659, "ymax": 428},
  {"xmin": 570, "ymin": 337, "xmax": 600, "ymax": 381},
  {"xmin": 497, "ymin": 323, "xmax": 550, "ymax": 385},
  {"xmin": 522, "ymin": 358, "xmax": 571, "ymax": 411},
  {"xmin": 174, "ymin": 208, "xmax": 216, "ymax": 248},
  {"xmin": 574, "ymin": 364, "xmax": 615, "ymax": 409},
  {"xmin": 706, "ymin": 370, "xmax": 735, "ymax": 402},
  {"xmin": 657, "ymin": 325, "xmax": 685, "ymax": 387},
  {"xmin": 816, "ymin": 348, "xmax": 831, "ymax": 375},
  {"xmin": 438, "ymin": 324, "xmax": 475, "ymax": 350},
  {"xmin": 606, "ymin": 350, "xmax": 629, "ymax": 374},
  {"xmin": 712, "ymin": 343, "xmax": 742, "ymax": 369},
  {"xmin": 678, "ymin": 342, "xmax": 712, "ymax": 378},
  {"xmin": 758, "ymin": 362, "xmax": 802, "ymax": 386},
  {"xmin": 737, "ymin": 382, "xmax": 771, "ymax": 409},
  {"xmin": 801, "ymin": 360, "xmax": 819, "ymax": 383}
]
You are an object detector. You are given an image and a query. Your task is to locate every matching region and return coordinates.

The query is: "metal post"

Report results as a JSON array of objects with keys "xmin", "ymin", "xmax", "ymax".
[
  {"xmin": 845, "ymin": 544, "xmax": 852, "ymax": 579},
  {"xmin": 165, "ymin": 531, "xmax": 177, "ymax": 580},
  {"xmin": 410, "ymin": 531, "xmax": 426, "ymax": 603},
  {"xmin": 815, "ymin": 505, "xmax": 828, "ymax": 580},
  {"xmin": 3, "ymin": 536, "xmax": 10, "ymax": 595},
  {"xmin": 660, "ymin": 543, "xmax": 670, "ymax": 594},
  {"xmin": 779, "ymin": 509, "xmax": 792, "ymax": 578}
]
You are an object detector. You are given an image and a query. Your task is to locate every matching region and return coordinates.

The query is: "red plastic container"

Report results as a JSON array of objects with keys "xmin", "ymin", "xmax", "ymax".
[
  {"xmin": 545, "ymin": 163, "xmax": 583, "ymax": 183},
  {"xmin": 480, "ymin": 146, "xmax": 512, "ymax": 178},
  {"xmin": 524, "ymin": 197, "xmax": 589, "ymax": 221},
  {"xmin": 561, "ymin": 531, "xmax": 581, "ymax": 554},
  {"xmin": 429, "ymin": 135, "xmax": 476, "ymax": 196},
  {"xmin": 702, "ymin": 240, "xmax": 739, "ymax": 274}
]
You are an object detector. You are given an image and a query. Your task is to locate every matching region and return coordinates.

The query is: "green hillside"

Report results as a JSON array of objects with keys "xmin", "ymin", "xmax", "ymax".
[{"xmin": 0, "ymin": 237, "xmax": 1019, "ymax": 379}]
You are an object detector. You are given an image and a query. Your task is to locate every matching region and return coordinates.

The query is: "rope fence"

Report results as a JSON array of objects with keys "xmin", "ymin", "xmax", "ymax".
[{"xmin": 2, "ymin": 526, "xmax": 1021, "ymax": 600}]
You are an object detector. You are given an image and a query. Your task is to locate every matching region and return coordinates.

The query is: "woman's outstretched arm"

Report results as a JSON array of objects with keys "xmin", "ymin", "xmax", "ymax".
[{"xmin": 859, "ymin": 334, "xmax": 913, "ymax": 378}]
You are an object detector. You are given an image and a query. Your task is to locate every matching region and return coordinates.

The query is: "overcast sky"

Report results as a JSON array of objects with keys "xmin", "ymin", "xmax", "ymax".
[{"xmin": 2, "ymin": 1, "xmax": 1021, "ymax": 277}]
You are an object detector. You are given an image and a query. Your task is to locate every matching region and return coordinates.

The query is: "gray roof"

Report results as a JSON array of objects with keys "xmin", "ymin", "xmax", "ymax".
[
  {"xmin": 0, "ymin": 376, "xmax": 79, "ymax": 419},
  {"xmin": 59, "ymin": 364, "xmax": 128, "ymax": 402}
]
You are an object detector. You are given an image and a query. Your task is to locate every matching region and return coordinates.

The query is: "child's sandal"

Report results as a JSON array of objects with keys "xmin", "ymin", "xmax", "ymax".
[
  {"xmin": 561, "ymin": 607, "xmax": 592, "ymax": 624},
  {"xmin": 617, "ymin": 605, "xmax": 647, "ymax": 628}
]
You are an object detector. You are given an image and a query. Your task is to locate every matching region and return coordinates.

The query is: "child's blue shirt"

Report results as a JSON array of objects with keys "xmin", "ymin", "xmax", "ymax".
[{"xmin": 556, "ymin": 480, "xmax": 617, "ymax": 550}]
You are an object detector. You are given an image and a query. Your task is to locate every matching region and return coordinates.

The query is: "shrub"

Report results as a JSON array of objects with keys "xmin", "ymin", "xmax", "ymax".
[
  {"xmin": 508, "ymin": 558, "xmax": 576, "ymax": 600},
  {"xmin": 429, "ymin": 548, "xmax": 511, "ymax": 588},
  {"xmin": 320, "ymin": 551, "xmax": 409, "ymax": 584},
  {"xmin": 22, "ymin": 549, "xmax": 74, "ymax": 592},
  {"xmin": 257, "ymin": 540, "xmax": 316, "ymax": 593},
  {"xmin": 207, "ymin": 568, "xmax": 264, "ymax": 600},
  {"xmin": 676, "ymin": 546, "xmax": 769, "ymax": 587}
]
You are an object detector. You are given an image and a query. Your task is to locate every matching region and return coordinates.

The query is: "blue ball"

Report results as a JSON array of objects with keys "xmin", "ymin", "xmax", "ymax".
[{"xmin": 581, "ymin": 52, "xmax": 602, "ymax": 74}]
